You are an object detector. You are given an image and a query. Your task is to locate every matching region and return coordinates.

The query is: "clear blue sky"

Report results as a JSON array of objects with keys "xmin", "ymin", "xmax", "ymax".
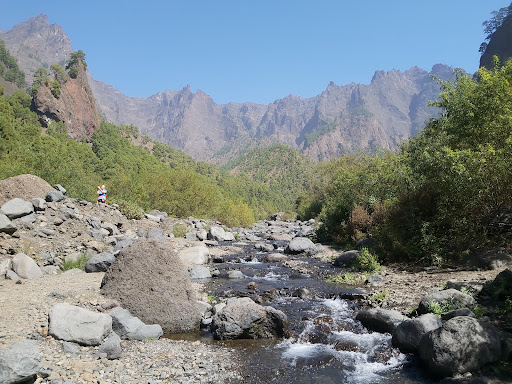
[{"xmin": 1, "ymin": 1, "xmax": 509, "ymax": 104}]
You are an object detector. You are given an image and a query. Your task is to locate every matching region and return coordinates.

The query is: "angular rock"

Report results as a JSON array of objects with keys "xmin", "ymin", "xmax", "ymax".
[
  {"xmin": 144, "ymin": 213, "xmax": 161, "ymax": 223},
  {"xmin": 188, "ymin": 265, "xmax": 211, "ymax": 279},
  {"xmin": 264, "ymin": 253, "xmax": 289, "ymax": 262},
  {"xmin": 146, "ymin": 227, "xmax": 165, "ymax": 241},
  {"xmin": 208, "ymin": 226, "xmax": 227, "ymax": 241},
  {"xmin": 109, "ymin": 307, "xmax": 163, "ymax": 341},
  {"xmin": 53, "ymin": 184, "xmax": 67, "ymax": 194},
  {"xmin": 228, "ymin": 270, "xmax": 245, "ymax": 279},
  {"xmin": 0, "ymin": 198, "xmax": 34, "ymax": 219},
  {"xmin": 101, "ymin": 241, "xmax": 201, "ymax": 333},
  {"xmin": 441, "ymin": 308, "xmax": 476, "ymax": 321},
  {"xmin": 5, "ymin": 269, "xmax": 20, "ymax": 281},
  {"xmin": 418, "ymin": 317, "xmax": 501, "ymax": 377},
  {"xmin": 0, "ymin": 339, "xmax": 42, "ymax": 384},
  {"xmin": 85, "ymin": 252, "xmax": 115, "ymax": 273},
  {"xmin": 417, "ymin": 289, "xmax": 475, "ymax": 315},
  {"xmin": 31, "ymin": 197, "xmax": 47, "ymax": 211},
  {"xmin": 392, "ymin": 314, "xmax": 442, "ymax": 353},
  {"xmin": 177, "ymin": 245, "xmax": 209, "ymax": 265},
  {"xmin": 223, "ymin": 231, "xmax": 235, "ymax": 241},
  {"xmin": 101, "ymin": 222, "xmax": 120, "ymax": 236},
  {"xmin": 0, "ymin": 256, "xmax": 12, "ymax": 278},
  {"xmin": 48, "ymin": 303, "xmax": 112, "ymax": 346},
  {"xmin": 0, "ymin": 213, "xmax": 16, "ymax": 234},
  {"xmin": 18, "ymin": 213, "xmax": 36, "ymax": 224},
  {"xmin": 284, "ymin": 237, "xmax": 316, "ymax": 254},
  {"xmin": 196, "ymin": 229, "xmax": 208, "ymax": 241},
  {"xmin": 211, "ymin": 297, "xmax": 288, "ymax": 340},
  {"xmin": 12, "ymin": 253, "xmax": 43, "ymax": 279},
  {"xmin": 98, "ymin": 332, "xmax": 122, "ymax": 360},
  {"xmin": 45, "ymin": 190, "xmax": 65, "ymax": 202},
  {"xmin": 113, "ymin": 239, "xmax": 133, "ymax": 252},
  {"xmin": 333, "ymin": 250, "xmax": 359, "ymax": 267},
  {"xmin": 356, "ymin": 308, "xmax": 407, "ymax": 334}
]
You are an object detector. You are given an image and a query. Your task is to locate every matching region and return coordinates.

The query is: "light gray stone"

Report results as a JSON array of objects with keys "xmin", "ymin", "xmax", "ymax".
[
  {"xmin": 0, "ymin": 198, "xmax": 34, "ymax": 219},
  {"xmin": 5, "ymin": 269, "xmax": 20, "ymax": 281},
  {"xmin": 98, "ymin": 332, "xmax": 122, "ymax": 360},
  {"xmin": 177, "ymin": 245, "xmax": 210, "ymax": 265},
  {"xmin": 144, "ymin": 214, "xmax": 161, "ymax": 223},
  {"xmin": 264, "ymin": 253, "xmax": 288, "ymax": 262},
  {"xmin": 0, "ymin": 213, "xmax": 16, "ymax": 234},
  {"xmin": 0, "ymin": 339, "xmax": 42, "ymax": 384},
  {"xmin": 0, "ymin": 257, "xmax": 12, "ymax": 278},
  {"xmin": 109, "ymin": 307, "xmax": 163, "ymax": 341},
  {"xmin": 49, "ymin": 303, "xmax": 112, "ymax": 346},
  {"xmin": 212, "ymin": 297, "xmax": 288, "ymax": 340},
  {"xmin": 228, "ymin": 270, "xmax": 246, "ymax": 279},
  {"xmin": 188, "ymin": 265, "xmax": 211, "ymax": 279},
  {"xmin": 146, "ymin": 227, "xmax": 165, "ymax": 241},
  {"xmin": 12, "ymin": 253, "xmax": 43, "ymax": 279},
  {"xmin": 31, "ymin": 197, "xmax": 47, "ymax": 211},
  {"xmin": 417, "ymin": 288, "xmax": 476, "ymax": 315},
  {"xmin": 284, "ymin": 237, "xmax": 316, "ymax": 254},
  {"xmin": 208, "ymin": 226, "xmax": 227, "ymax": 241}
]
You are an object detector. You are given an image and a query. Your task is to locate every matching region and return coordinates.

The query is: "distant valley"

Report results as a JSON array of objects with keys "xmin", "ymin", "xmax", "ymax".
[{"xmin": 1, "ymin": 14, "xmax": 456, "ymax": 163}]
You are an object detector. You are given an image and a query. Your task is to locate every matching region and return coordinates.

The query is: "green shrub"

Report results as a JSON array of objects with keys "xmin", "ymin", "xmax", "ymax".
[
  {"xmin": 112, "ymin": 199, "xmax": 144, "ymax": 220},
  {"xmin": 173, "ymin": 223, "xmax": 188, "ymax": 238},
  {"xmin": 327, "ymin": 272, "xmax": 368, "ymax": 285},
  {"xmin": 427, "ymin": 299, "xmax": 458, "ymax": 317},
  {"xmin": 61, "ymin": 253, "xmax": 90, "ymax": 271},
  {"xmin": 354, "ymin": 247, "xmax": 381, "ymax": 273}
]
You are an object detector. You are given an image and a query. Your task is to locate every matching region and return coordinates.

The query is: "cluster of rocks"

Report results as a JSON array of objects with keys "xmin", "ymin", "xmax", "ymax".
[{"xmin": 356, "ymin": 273, "xmax": 512, "ymax": 379}]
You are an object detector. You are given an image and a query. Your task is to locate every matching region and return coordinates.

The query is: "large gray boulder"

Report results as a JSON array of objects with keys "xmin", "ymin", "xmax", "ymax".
[
  {"xmin": 0, "ymin": 339, "xmax": 42, "ymax": 384},
  {"xmin": 84, "ymin": 252, "xmax": 116, "ymax": 273},
  {"xmin": 208, "ymin": 226, "xmax": 228, "ymax": 241},
  {"xmin": 417, "ymin": 288, "xmax": 475, "ymax": 315},
  {"xmin": 0, "ymin": 213, "xmax": 16, "ymax": 234},
  {"xmin": 211, "ymin": 297, "xmax": 288, "ymax": 340},
  {"xmin": 45, "ymin": 189, "xmax": 65, "ymax": 202},
  {"xmin": 12, "ymin": 253, "xmax": 43, "ymax": 279},
  {"xmin": 101, "ymin": 241, "xmax": 201, "ymax": 333},
  {"xmin": 188, "ymin": 265, "xmax": 212, "ymax": 279},
  {"xmin": 332, "ymin": 250, "xmax": 359, "ymax": 267},
  {"xmin": 418, "ymin": 317, "xmax": 501, "ymax": 377},
  {"xmin": 0, "ymin": 198, "xmax": 34, "ymax": 219},
  {"xmin": 98, "ymin": 332, "xmax": 122, "ymax": 360},
  {"xmin": 109, "ymin": 307, "xmax": 163, "ymax": 340},
  {"xmin": 356, "ymin": 308, "xmax": 407, "ymax": 334},
  {"xmin": 284, "ymin": 237, "xmax": 316, "ymax": 254},
  {"xmin": 48, "ymin": 303, "xmax": 112, "ymax": 346},
  {"xmin": 177, "ymin": 245, "xmax": 209, "ymax": 265},
  {"xmin": 392, "ymin": 314, "xmax": 441, "ymax": 354}
]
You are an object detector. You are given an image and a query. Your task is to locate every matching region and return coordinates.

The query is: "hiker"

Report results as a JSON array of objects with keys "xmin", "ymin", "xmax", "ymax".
[{"xmin": 97, "ymin": 185, "xmax": 107, "ymax": 204}]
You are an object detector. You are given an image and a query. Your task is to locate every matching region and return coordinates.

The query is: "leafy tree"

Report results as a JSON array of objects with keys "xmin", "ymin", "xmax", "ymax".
[
  {"xmin": 50, "ymin": 64, "xmax": 68, "ymax": 83},
  {"xmin": 480, "ymin": 3, "xmax": 512, "ymax": 54}
]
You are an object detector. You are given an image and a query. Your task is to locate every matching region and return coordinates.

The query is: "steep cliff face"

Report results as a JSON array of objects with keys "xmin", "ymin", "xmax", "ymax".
[
  {"xmin": 32, "ymin": 62, "xmax": 101, "ymax": 140},
  {"xmin": 480, "ymin": 12, "xmax": 512, "ymax": 69}
]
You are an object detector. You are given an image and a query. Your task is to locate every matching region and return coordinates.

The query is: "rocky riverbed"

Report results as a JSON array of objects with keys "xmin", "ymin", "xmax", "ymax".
[{"xmin": 1, "ymin": 174, "xmax": 511, "ymax": 384}]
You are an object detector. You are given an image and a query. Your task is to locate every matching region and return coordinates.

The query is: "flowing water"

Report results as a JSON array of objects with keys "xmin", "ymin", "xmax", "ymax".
[{"xmin": 199, "ymin": 243, "xmax": 432, "ymax": 384}]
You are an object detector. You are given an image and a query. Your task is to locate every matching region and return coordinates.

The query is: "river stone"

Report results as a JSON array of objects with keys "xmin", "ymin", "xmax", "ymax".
[
  {"xmin": 417, "ymin": 288, "xmax": 475, "ymax": 315},
  {"xmin": 228, "ymin": 270, "xmax": 246, "ymax": 279},
  {"xmin": 418, "ymin": 316, "xmax": 501, "ymax": 377},
  {"xmin": 196, "ymin": 229, "xmax": 208, "ymax": 241},
  {"xmin": 0, "ymin": 213, "xmax": 16, "ymax": 234},
  {"xmin": 284, "ymin": 237, "xmax": 316, "ymax": 254},
  {"xmin": 109, "ymin": 307, "xmax": 163, "ymax": 341},
  {"xmin": 177, "ymin": 245, "xmax": 209, "ymax": 265},
  {"xmin": 0, "ymin": 198, "xmax": 34, "ymax": 219},
  {"xmin": 0, "ymin": 339, "xmax": 42, "ymax": 384},
  {"xmin": 0, "ymin": 256, "xmax": 12, "ymax": 278},
  {"xmin": 441, "ymin": 308, "xmax": 476, "ymax": 321},
  {"xmin": 18, "ymin": 213, "xmax": 36, "ymax": 224},
  {"xmin": 392, "ymin": 314, "xmax": 441, "ymax": 354},
  {"xmin": 208, "ymin": 226, "xmax": 227, "ymax": 241},
  {"xmin": 356, "ymin": 308, "xmax": 407, "ymax": 334},
  {"xmin": 333, "ymin": 250, "xmax": 359, "ymax": 267},
  {"xmin": 31, "ymin": 197, "xmax": 47, "ymax": 211},
  {"xmin": 188, "ymin": 265, "xmax": 211, "ymax": 279},
  {"xmin": 49, "ymin": 303, "xmax": 112, "ymax": 346},
  {"xmin": 211, "ymin": 297, "xmax": 288, "ymax": 340},
  {"xmin": 45, "ymin": 189, "xmax": 64, "ymax": 202},
  {"xmin": 101, "ymin": 240, "xmax": 201, "ymax": 333},
  {"xmin": 264, "ymin": 253, "xmax": 289, "ymax": 262},
  {"xmin": 12, "ymin": 253, "xmax": 43, "ymax": 279},
  {"xmin": 98, "ymin": 332, "xmax": 122, "ymax": 360},
  {"xmin": 85, "ymin": 252, "xmax": 116, "ymax": 273}
]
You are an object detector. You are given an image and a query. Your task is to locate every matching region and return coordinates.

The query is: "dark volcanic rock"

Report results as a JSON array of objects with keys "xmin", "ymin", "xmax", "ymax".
[{"xmin": 100, "ymin": 240, "xmax": 201, "ymax": 334}]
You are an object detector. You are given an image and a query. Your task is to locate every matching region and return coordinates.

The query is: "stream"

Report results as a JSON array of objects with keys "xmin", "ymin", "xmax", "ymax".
[{"xmin": 196, "ymin": 241, "xmax": 434, "ymax": 384}]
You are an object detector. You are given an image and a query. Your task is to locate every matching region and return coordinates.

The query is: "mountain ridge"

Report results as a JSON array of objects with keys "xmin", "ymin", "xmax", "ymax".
[{"xmin": 2, "ymin": 14, "xmax": 454, "ymax": 163}]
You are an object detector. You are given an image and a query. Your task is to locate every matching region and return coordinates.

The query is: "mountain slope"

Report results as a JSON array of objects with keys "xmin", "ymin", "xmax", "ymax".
[{"xmin": 3, "ymin": 14, "xmax": 454, "ymax": 163}]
